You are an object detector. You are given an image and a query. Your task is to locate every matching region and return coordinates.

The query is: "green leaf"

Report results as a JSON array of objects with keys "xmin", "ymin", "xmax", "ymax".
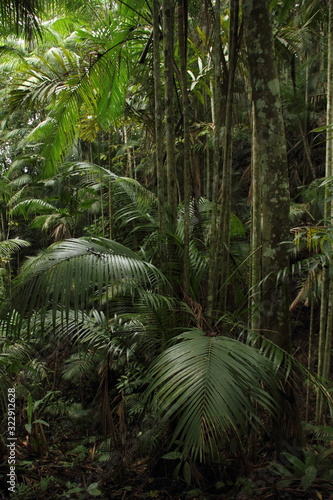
[
  {"xmin": 272, "ymin": 462, "xmax": 293, "ymax": 476},
  {"xmin": 183, "ymin": 461, "xmax": 192, "ymax": 485},
  {"xmin": 186, "ymin": 489, "xmax": 204, "ymax": 497},
  {"xmin": 65, "ymin": 487, "xmax": 84, "ymax": 494},
  {"xmin": 282, "ymin": 452, "xmax": 306, "ymax": 474},
  {"xmin": 162, "ymin": 451, "xmax": 182, "ymax": 460},
  {"xmin": 32, "ymin": 419, "xmax": 49, "ymax": 427},
  {"xmin": 276, "ymin": 479, "xmax": 293, "ymax": 488},
  {"xmin": 87, "ymin": 482, "xmax": 102, "ymax": 496},
  {"xmin": 301, "ymin": 466, "xmax": 317, "ymax": 491},
  {"xmin": 311, "ymin": 124, "xmax": 333, "ymax": 133},
  {"xmin": 0, "ymin": 239, "xmax": 30, "ymax": 258},
  {"xmin": 25, "ymin": 423, "xmax": 32, "ymax": 434}
]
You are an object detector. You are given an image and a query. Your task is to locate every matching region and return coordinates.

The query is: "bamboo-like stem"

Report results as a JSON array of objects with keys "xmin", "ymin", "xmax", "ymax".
[
  {"xmin": 217, "ymin": 0, "xmax": 239, "ymax": 313},
  {"xmin": 178, "ymin": 0, "xmax": 191, "ymax": 294},
  {"xmin": 323, "ymin": 280, "xmax": 333, "ymax": 380},
  {"xmin": 316, "ymin": 0, "xmax": 333, "ymax": 425},
  {"xmin": 153, "ymin": 0, "xmax": 166, "ymax": 264},
  {"xmin": 123, "ymin": 125, "xmax": 133, "ymax": 178},
  {"xmin": 108, "ymin": 131, "xmax": 113, "ymax": 240},
  {"xmin": 315, "ymin": 265, "xmax": 329, "ymax": 424},
  {"xmin": 250, "ymin": 106, "xmax": 262, "ymax": 333},
  {"xmin": 305, "ymin": 294, "xmax": 314, "ymax": 422},
  {"xmin": 108, "ymin": 181, "xmax": 112, "ymax": 240},
  {"xmin": 162, "ymin": 0, "xmax": 177, "ymax": 220},
  {"xmin": 206, "ymin": 0, "xmax": 223, "ymax": 321}
]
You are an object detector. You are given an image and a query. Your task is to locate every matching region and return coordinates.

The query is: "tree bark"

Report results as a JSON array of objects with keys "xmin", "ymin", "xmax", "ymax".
[
  {"xmin": 316, "ymin": 0, "xmax": 333, "ymax": 425},
  {"xmin": 178, "ymin": 0, "xmax": 191, "ymax": 294},
  {"xmin": 153, "ymin": 0, "xmax": 167, "ymax": 259},
  {"xmin": 162, "ymin": 0, "xmax": 177, "ymax": 220},
  {"xmin": 243, "ymin": 0, "xmax": 303, "ymax": 453},
  {"xmin": 217, "ymin": 0, "xmax": 239, "ymax": 313},
  {"xmin": 206, "ymin": 0, "xmax": 223, "ymax": 321},
  {"xmin": 243, "ymin": 0, "xmax": 290, "ymax": 348}
]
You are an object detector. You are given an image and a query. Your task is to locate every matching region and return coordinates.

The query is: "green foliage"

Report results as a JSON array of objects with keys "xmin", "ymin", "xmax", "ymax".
[
  {"xmin": 0, "ymin": 1, "xmax": 332, "ymax": 498},
  {"xmin": 6, "ymin": 236, "xmax": 167, "ymax": 328},
  {"xmin": 147, "ymin": 329, "xmax": 279, "ymax": 463},
  {"xmin": 271, "ymin": 443, "xmax": 333, "ymax": 491}
]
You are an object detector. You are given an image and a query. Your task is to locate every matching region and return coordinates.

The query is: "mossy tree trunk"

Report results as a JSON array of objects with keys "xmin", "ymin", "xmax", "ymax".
[
  {"xmin": 243, "ymin": 0, "xmax": 290, "ymax": 347},
  {"xmin": 243, "ymin": 0, "xmax": 303, "ymax": 453}
]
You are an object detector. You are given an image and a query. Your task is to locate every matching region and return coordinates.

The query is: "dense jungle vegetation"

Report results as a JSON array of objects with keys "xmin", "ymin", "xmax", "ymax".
[{"xmin": 0, "ymin": 0, "xmax": 333, "ymax": 498}]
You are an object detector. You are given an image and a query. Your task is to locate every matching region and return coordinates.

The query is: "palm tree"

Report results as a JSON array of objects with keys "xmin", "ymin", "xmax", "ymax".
[{"xmin": 1, "ymin": 232, "xmax": 289, "ymax": 471}]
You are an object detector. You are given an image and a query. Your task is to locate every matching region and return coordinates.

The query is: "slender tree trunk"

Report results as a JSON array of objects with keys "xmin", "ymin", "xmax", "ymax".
[
  {"xmin": 162, "ymin": 0, "xmax": 177, "ymax": 219},
  {"xmin": 206, "ymin": 0, "xmax": 223, "ymax": 321},
  {"xmin": 217, "ymin": 0, "xmax": 239, "ymax": 313},
  {"xmin": 178, "ymin": 0, "xmax": 191, "ymax": 294},
  {"xmin": 250, "ymin": 105, "xmax": 262, "ymax": 334},
  {"xmin": 108, "ymin": 180, "xmax": 112, "ymax": 240},
  {"xmin": 123, "ymin": 125, "xmax": 133, "ymax": 178},
  {"xmin": 100, "ymin": 185, "xmax": 105, "ymax": 237},
  {"xmin": 153, "ymin": 0, "xmax": 167, "ymax": 259},
  {"xmin": 316, "ymin": 0, "xmax": 333, "ymax": 425},
  {"xmin": 306, "ymin": 294, "xmax": 315, "ymax": 422},
  {"xmin": 108, "ymin": 131, "xmax": 113, "ymax": 239}
]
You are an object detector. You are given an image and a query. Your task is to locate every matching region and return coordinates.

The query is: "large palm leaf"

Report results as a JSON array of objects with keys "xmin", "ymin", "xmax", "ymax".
[
  {"xmin": 0, "ymin": 237, "xmax": 30, "ymax": 257},
  {"xmin": 8, "ymin": 236, "xmax": 168, "ymax": 326},
  {"xmin": 147, "ymin": 329, "xmax": 279, "ymax": 462}
]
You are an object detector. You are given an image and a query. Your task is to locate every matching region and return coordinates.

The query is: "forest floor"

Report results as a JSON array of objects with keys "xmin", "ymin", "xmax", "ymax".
[
  {"xmin": 1, "ymin": 455, "xmax": 332, "ymax": 499},
  {"xmin": 1, "ymin": 418, "xmax": 333, "ymax": 500},
  {"xmin": 1, "ymin": 313, "xmax": 333, "ymax": 499}
]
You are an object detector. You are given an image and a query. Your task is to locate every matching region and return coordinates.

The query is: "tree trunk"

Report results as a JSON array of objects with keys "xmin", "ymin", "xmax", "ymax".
[
  {"xmin": 217, "ymin": 0, "xmax": 239, "ymax": 313},
  {"xmin": 177, "ymin": 0, "xmax": 191, "ymax": 294},
  {"xmin": 243, "ymin": 0, "xmax": 290, "ymax": 347},
  {"xmin": 108, "ymin": 131, "xmax": 113, "ymax": 240},
  {"xmin": 153, "ymin": 0, "xmax": 167, "ymax": 261},
  {"xmin": 316, "ymin": 0, "xmax": 333, "ymax": 425},
  {"xmin": 162, "ymin": 0, "xmax": 177, "ymax": 220},
  {"xmin": 250, "ymin": 104, "xmax": 262, "ymax": 334},
  {"xmin": 243, "ymin": 0, "xmax": 303, "ymax": 453},
  {"xmin": 206, "ymin": 0, "xmax": 223, "ymax": 321}
]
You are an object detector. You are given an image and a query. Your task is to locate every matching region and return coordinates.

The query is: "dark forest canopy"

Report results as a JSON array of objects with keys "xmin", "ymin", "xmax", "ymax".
[{"xmin": 0, "ymin": 0, "xmax": 333, "ymax": 498}]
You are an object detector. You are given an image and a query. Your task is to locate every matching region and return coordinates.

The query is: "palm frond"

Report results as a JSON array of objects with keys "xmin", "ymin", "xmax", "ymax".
[
  {"xmin": 9, "ymin": 237, "xmax": 168, "ymax": 326},
  {"xmin": 306, "ymin": 423, "xmax": 333, "ymax": 442},
  {"xmin": 0, "ymin": 238, "xmax": 30, "ymax": 257},
  {"xmin": 11, "ymin": 199, "xmax": 58, "ymax": 218},
  {"xmin": 147, "ymin": 329, "xmax": 278, "ymax": 462},
  {"xmin": 245, "ymin": 329, "xmax": 333, "ymax": 411},
  {"xmin": 62, "ymin": 351, "xmax": 98, "ymax": 381}
]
